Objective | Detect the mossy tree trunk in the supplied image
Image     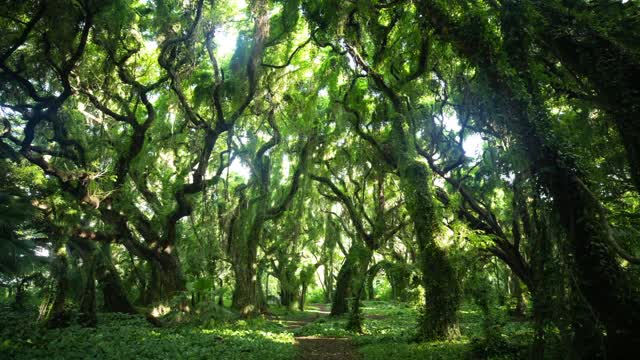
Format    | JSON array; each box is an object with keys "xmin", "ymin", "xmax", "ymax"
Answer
[
  {"xmin": 419, "ymin": 0, "xmax": 640, "ymax": 354},
  {"xmin": 275, "ymin": 257, "xmax": 299, "ymax": 310},
  {"xmin": 388, "ymin": 262, "xmax": 411, "ymax": 302},
  {"xmin": 509, "ymin": 274, "xmax": 525, "ymax": 317},
  {"xmin": 278, "ymin": 275, "xmax": 297, "ymax": 309},
  {"xmin": 323, "ymin": 260, "xmax": 334, "ymax": 304},
  {"xmin": 399, "ymin": 160, "xmax": 460, "ymax": 340},
  {"xmin": 227, "ymin": 134, "xmax": 310, "ymax": 316},
  {"xmin": 256, "ymin": 263, "xmax": 269, "ymax": 313},
  {"xmin": 298, "ymin": 282, "xmax": 308, "ymax": 311},
  {"xmin": 44, "ymin": 245, "xmax": 70, "ymax": 329},
  {"xmin": 322, "ymin": 214, "xmax": 337, "ymax": 303},
  {"xmin": 346, "ymin": 245, "xmax": 373, "ymax": 333},
  {"xmin": 338, "ymin": 39, "xmax": 461, "ymax": 340},
  {"xmin": 100, "ymin": 210, "xmax": 186, "ymax": 305},
  {"xmin": 229, "ymin": 207, "xmax": 262, "ymax": 316},
  {"xmin": 386, "ymin": 114, "xmax": 460, "ymax": 340}
]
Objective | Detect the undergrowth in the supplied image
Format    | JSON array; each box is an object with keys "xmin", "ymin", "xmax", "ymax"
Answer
[
  {"xmin": 1, "ymin": 300, "xmax": 558, "ymax": 360},
  {"xmin": 0, "ymin": 305, "xmax": 296, "ymax": 360}
]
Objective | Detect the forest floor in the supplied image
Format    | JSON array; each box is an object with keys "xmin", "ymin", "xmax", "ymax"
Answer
[
  {"xmin": 0, "ymin": 300, "xmax": 556, "ymax": 359},
  {"xmin": 283, "ymin": 303, "xmax": 360, "ymax": 360}
]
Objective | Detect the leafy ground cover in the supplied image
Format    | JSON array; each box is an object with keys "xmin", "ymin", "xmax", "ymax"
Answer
[
  {"xmin": 1, "ymin": 301, "xmax": 553, "ymax": 359},
  {"xmin": 295, "ymin": 301, "xmax": 542, "ymax": 360},
  {"xmin": 0, "ymin": 306, "xmax": 296, "ymax": 360}
]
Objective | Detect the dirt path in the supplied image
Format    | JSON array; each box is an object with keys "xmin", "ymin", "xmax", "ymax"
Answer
[
  {"xmin": 295, "ymin": 336, "xmax": 360, "ymax": 360},
  {"xmin": 313, "ymin": 303, "xmax": 331, "ymax": 315},
  {"xmin": 286, "ymin": 303, "xmax": 361, "ymax": 360}
]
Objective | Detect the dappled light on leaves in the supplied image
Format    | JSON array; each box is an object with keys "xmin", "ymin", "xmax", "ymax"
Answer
[{"xmin": 2, "ymin": 0, "xmax": 640, "ymax": 359}]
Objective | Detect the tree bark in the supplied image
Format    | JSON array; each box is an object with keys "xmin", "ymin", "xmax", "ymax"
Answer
[
  {"xmin": 44, "ymin": 245, "xmax": 70, "ymax": 329},
  {"xmin": 277, "ymin": 265, "xmax": 298, "ymax": 310},
  {"xmin": 509, "ymin": 274, "xmax": 525, "ymax": 317},
  {"xmin": 365, "ymin": 273, "xmax": 375, "ymax": 301},
  {"xmin": 257, "ymin": 264, "xmax": 269, "ymax": 313},
  {"xmin": 96, "ymin": 244, "xmax": 137, "ymax": 314},
  {"xmin": 402, "ymin": 161, "xmax": 460, "ymax": 340},
  {"xmin": 142, "ymin": 249, "xmax": 186, "ymax": 305},
  {"xmin": 228, "ymin": 194, "xmax": 263, "ymax": 316},
  {"xmin": 231, "ymin": 251, "xmax": 259, "ymax": 316},
  {"xmin": 346, "ymin": 246, "xmax": 372, "ymax": 333},
  {"xmin": 79, "ymin": 258, "xmax": 97, "ymax": 327},
  {"xmin": 323, "ymin": 262, "xmax": 334, "ymax": 304},
  {"xmin": 419, "ymin": 2, "xmax": 640, "ymax": 355},
  {"xmin": 331, "ymin": 250, "xmax": 354, "ymax": 316}
]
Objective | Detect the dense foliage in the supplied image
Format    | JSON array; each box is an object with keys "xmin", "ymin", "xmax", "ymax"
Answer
[{"xmin": 1, "ymin": 0, "xmax": 639, "ymax": 359}]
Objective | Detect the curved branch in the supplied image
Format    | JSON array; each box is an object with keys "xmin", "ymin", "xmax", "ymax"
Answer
[
  {"xmin": 265, "ymin": 139, "xmax": 312, "ymax": 219},
  {"xmin": 0, "ymin": 2, "xmax": 46, "ymax": 64},
  {"xmin": 310, "ymin": 173, "xmax": 373, "ymax": 246},
  {"xmin": 261, "ymin": 37, "xmax": 312, "ymax": 69}
]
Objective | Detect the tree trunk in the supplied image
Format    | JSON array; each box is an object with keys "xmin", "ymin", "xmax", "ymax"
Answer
[
  {"xmin": 388, "ymin": 264, "xmax": 410, "ymax": 302},
  {"xmin": 97, "ymin": 244, "xmax": 136, "ymax": 314},
  {"xmin": 231, "ymin": 254, "xmax": 259, "ymax": 316},
  {"xmin": 399, "ymin": 158, "xmax": 460, "ymax": 340},
  {"xmin": 229, "ymin": 218, "xmax": 263, "ymax": 316},
  {"xmin": 358, "ymin": 68, "xmax": 461, "ymax": 339},
  {"xmin": 570, "ymin": 291, "xmax": 606, "ymax": 360},
  {"xmin": 419, "ymin": 1, "xmax": 640, "ymax": 353},
  {"xmin": 365, "ymin": 274, "xmax": 375, "ymax": 301},
  {"xmin": 257, "ymin": 265, "xmax": 269, "ymax": 313},
  {"xmin": 277, "ymin": 266, "xmax": 297, "ymax": 310},
  {"xmin": 364, "ymin": 262, "xmax": 382, "ymax": 301},
  {"xmin": 331, "ymin": 251, "xmax": 354, "ymax": 316},
  {"xmin": 217, "ymin": 278, "xmax": 224, "ymax": 306},
  {"xmin": 298, "ymin": 282, "xmax": 308, "ymax": 311},
  {"xmin": 323, "ymin": 214, "xmax": 337, "ymax": 303},
  {"xmin": 509, "ymin": 274, "xmax": 525, "ymax": 317},
  {"xmin": 14, "ymin": 282, "xmax": 26, "ymax": 310},
  {"xmin": 69, "ymin": 231, "xmax": 98, "ymax": 327},
  {"xmin": 347, "ymin": 246, "xmax": 372, "ymax": 333},
  {"xmin": 347, "ymin": 284, "xmax": 365, "ymax": 333},
  {"xmin": 324, "ymin": 262, "xmax": 334, "ymax": 303},
  {"xmin": 79, "ymin": 257, "xmax": 97, "ymax": 327},
  {"xmin": 45, "ymin": 245, "xmax": 70, "ymax": 329},
  {"xmin": 228, "ymin": 193, "xmax": 265, "ymax": 316},
  {"xmin": 143, "ymin": 249, "xmax": 186, "ymax": 305}
]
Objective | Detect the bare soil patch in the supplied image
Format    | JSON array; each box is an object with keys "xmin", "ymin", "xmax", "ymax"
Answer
[{"xmin": 279, "ymin": 303, "xmax": 360, "ymax": 360}]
